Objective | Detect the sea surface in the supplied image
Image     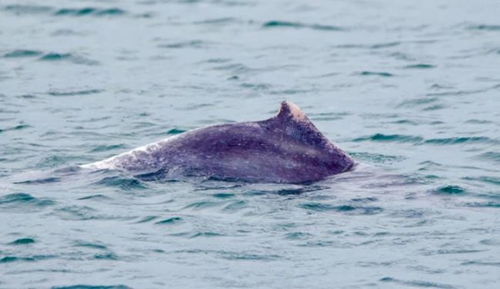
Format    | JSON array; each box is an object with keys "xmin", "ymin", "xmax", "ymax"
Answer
[{"xmin": 1, "ymin": 0, "xmax": 499, "ymax": 288}]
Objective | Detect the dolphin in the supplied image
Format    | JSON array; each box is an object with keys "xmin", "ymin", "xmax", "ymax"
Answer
[{"xmin": 81, "ymin": 101, "xmax": 355, "ymax": 183}]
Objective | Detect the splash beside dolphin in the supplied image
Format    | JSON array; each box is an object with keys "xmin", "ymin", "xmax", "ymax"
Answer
[{"xmin": 82, "ymin": 101, "xmax": 355, "ymax": 183}]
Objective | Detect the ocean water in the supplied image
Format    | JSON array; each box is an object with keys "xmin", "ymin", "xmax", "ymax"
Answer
[{"xmin": 1, "ymin": 0, "xmax": 499, "ymax": 288}]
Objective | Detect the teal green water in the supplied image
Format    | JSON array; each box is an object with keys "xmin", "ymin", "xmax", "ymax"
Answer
[{"xmin": 1, "ymin": 0, "xmax": 499, "ymax": 288}]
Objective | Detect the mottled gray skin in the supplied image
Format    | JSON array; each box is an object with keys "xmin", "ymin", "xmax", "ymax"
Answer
[{"xmin": 83, "ymin": 101, "xmax": 355, "ymax": 183}]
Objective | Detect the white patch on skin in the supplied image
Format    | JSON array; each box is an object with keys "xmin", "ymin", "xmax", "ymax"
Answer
[
  {"xmin": 285, "ymin": 101, "xmax": 307, "ymax": 121},
  {"xmin": 80, "ymin": 133, "xmax": 184, "ymax": 170}
]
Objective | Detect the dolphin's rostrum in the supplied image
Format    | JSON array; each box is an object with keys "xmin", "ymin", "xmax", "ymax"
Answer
[{"xmin": 82, "ymin": 101, "xmax": 355, "ymax": 183}]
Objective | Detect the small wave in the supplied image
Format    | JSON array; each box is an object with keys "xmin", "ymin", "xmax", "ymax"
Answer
[
  {"xmin": 14, "ymin": 177, "xmax": 60, "ymax": 184},
  {"xmin": 212, "ymin": 63, "xmax": 250, "ymax": 73},
  {"xmin": 275, "ymin": 187, "xmax": 322, "ymax": 195},
  {"xmin": 461, "ymin": 260, "xmax": 500, "ymax": 266},
  {"xmin": 94, "ymin": 252, "xmax": 118, "ymax": 260},
  {"xmin": 426, "ymin": 87, "xmax": 488, "ymax": 97},
  {"xmin": 3, "ymin": 50, "xmax": 43, "ymax": 58},
  {"xmin": 262, "ymin": 20, "xmax": 343, "ymax": 31},
  {"xmin": 404, "ymin": 64, "xmax": 435, "ymax": 69},
  {"xmin": 0, "ymin": 193, "xmax": 55, "ymax": 208},
  {"xmin": 476, "ymin": 152, "xmax": 500, "ymax": 164},
  {"xmin": 369, "ymin": 41, "xmax": 400, "ymax": 49},
  {"xmin": 167, "ymin": 128, "xmax": 186, "ymax": 135},
  {"xmin": 0, "ymin": 123, "xmax": 31, "ymax": 134},
  {"xmin": 0, "ymin": 254, "xmax": 55, "ymax": 263},
  {"xmin": 17, "ymin": 94, "xmax": 37, "ymax": 99},
  {"xmin": 397, "ymin": 97, "xmax": 439, "ymax": 108},
  {"xmin": 465, "ymin": 119, "xmax": 492, "ymax": 124},
  {"xmin": 335, "ymin": 42, "xmax": 400, "ymax": 50},
  {"xmin": 189, "ymin": 232, "xmax": 224, "ymax": 238},
  {"xmin": 244, "ymin": 185, "xmax": 327, "ymax": 196},
  {"xmin": 464, "ymin": 201, "xmax": 500, "ymax": 208},
  {"xmin": 38, "ymin": 53, "xmax": 99, "ymax": 65},
  {"xmin": 390, "ymin": 209, "xmax": 428, "ymax": 218},
  {"xmin": 349, "ymin": 152, "xmax": 405, "ymax": 164},
  {"xmin": 212, "ymin": 193, "xmax": 235, "ymax": 199},
  {"xmin": 36, "ymin": 155, "xmax": 83, "ymax": 168},
  {"xmin": 353, "ymin": 134, "xmax": 496, "ymax": 145},
  {"xmin": 353, "ymin": 134, "xmax": 423, "ymax": 143},
  {"xmin": 222, "ymin": 200, "xmax": 247, "ymax": 211},
  {"xmin": 90, "ymin": 144, "xmax": 126, "ymax": 153},
  {"xmin": 359, "ymin": 71, "xmax": 393, "ymax": 77},
  {"xmin": 423, "ymin": 104, "xmax": 445, "ymax": 111},
  {"xmin": 468, "ymin": 24, "xmax": 500, "ymax": 31},
  {"xmin": 285, "ymin": 232, "xmax": 312, "ymax": 240},
  {"xmin": 39, "ymin": 53, "xmax": 72, "ymax": 61},
  {"xmin": 54, "ymin": 205, "xmax": 99, "ymax": 220},
  {"xmin": 433, "ymin": 185, "xmax": 467, "ymax": 195},
  {"xmin": 75, "ymin": 242, "xmax": 108, "ymax": 250},
  {"xmin": 423, "ymin": 249, "xmax": 486, "ymax": 256},
  {"xmin": 9, "ymin": 238, "xmax": 35, "ymax": 245},
  {"xmin": 54, "ymin": 8, "xmax": 126, "ymax": 17},
  {"xmin": 299, "ymin": 202, "xmax": 383, "ymax": 215},
  {"xmin": 240, "ymin": 82, "xmax": 271, "ymax": 91},
  {"xmin": 48, "ymin": 89, "xmax": 104, "ymax": 97},
  {"xmin": 193, "ymin": 17, "xmax": 238, "ymax": 25},
  {"xmin": 158, "ymin": 40, "xmax": 207, "ymax": 49},
  {"xmin": 463, "ymin": 176, "xmax": 500, "ymax": 186},
  {"xmin": 424, "ymin": 136, "xmax": 496, "ymax": 145},
  {"xmin": 155, "ymin": 216, "xmax": 183, "ymax": 225},
  {"xmin": 351, "ymin": 197, "xmax": 378, "ymax": 203},
  {"xmin": 219, "ymin": 251, "xmax": 280, "ymax": 261},
  {"xmin": 183, "ymin": 200, "xmax": 220, "ymax": 210},
  {"xmin": 96, "ymin": 176, "xmax": 148, "ymax": 190},
  {"xmin": 309, "ymin": 111, "xmax": 349, "ymax": 121},
  {"xmin": 3, "ymin": 4, "xmax": 52, "ymax": 15},
  {"xmin": 136, "ymin": 215, "xmax": 158, "ymax": 223},
  {"xmin": 380, "ymin": 277, "xmax": 455, "ymax": 289},
  {"xmin": 52, "ymin": 285, "xmax": 132, "ymax": 289}
]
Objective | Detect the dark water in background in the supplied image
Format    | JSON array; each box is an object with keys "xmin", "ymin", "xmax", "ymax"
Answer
[{"xmin": 1, "ymin": 0, "xmax": 500, "ymax": 288}]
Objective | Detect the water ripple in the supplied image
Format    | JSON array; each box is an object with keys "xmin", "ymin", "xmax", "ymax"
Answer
[
  {"xmin": 48, "ymin": 89, "xmax": 104, "ymax": 97},
  {"xmin": 0, "ymin": 254, "xmax": 55, "ymax": 263},
  {"xmin": 468, "ymin": 24, "xmax": 500, "ymax": 31},
  {"xmin": 89, "ymin": 144, "xmax": 126, "ymax": 153},
  {"xmin": 96, "ymin": 176, "xmax": 148, "ymax": 191},
  {"xmin": 404, "ymin": 64, "xmax": 436, "ymax": 69},
  {"xmin": 461, "ymin": 260, "xmax": 500, "ymax": 266},
  {"xmin": 349, "ymin": 152, "xmax": 405, "ymax": 164},
  {"xmin": 353, "ymin": 134, "xmax": 497, "ymax": 145},
  {"xmin": 262, "ymin": 20, "xmax": 343, "ymax": 31},
  {"xmin": 359, "ymin": 71, "xmax": 393, "ymax": 77},
  {"xmin": 380, "ymin": 277, "xmax": 456, "ymax": 289},
  {"xmin": 54, "ymin": 8, "xmax": 126, "ymax": 17},
  {"xmin": 9, "ymin": 238, "xmax": 35, "ymax": 245},
  {"xmin": 476, "ymin": 152, "xmax": 500, "ymax": 164},
  {"xmin": 433, "ymin": 185, "xmax": 467, "ymax": 195},
  {"xmin": 39, "ymin": 53, "xmax": 99, "ymax": 65},
  {"xmin": 0, "ymin": 193, "xmax": 55, "ymax": 208},
  {"xmin": 3, "ymin": 50, "xmax": 43, "ymax": 58},
  {"xmin": 3, "ymin": 4, "xmax": 127, "ymax": 17},
  {"xmin": 155, "ymin": 216, "xmax": 183, "ymax": 225},
  {"xmin": 299, "ymin": 202, "xmax": 383, "ymax": 215},
  {"xmin": 354, "ymin": 134, "xmax": 423, "ymax": 143},
  {"xmin": 424, "ymin": 137, "xmax": 497, "ymax": 145},
  {"xmin": 52, "ymin": 286, "xmax": 132, "ymax": 289},
  {"xmin": 158, "ymin": 40, "xmax": 208, "ymax": 49},
  {"xmin": 3, "ymin": 4, "xmax": 52, "ymax": 15},
  {"xmin": 335, "ymin": 42, "xmax": 400, "ymax": 49}
]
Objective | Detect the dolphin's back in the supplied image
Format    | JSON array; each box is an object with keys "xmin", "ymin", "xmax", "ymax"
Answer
[{"xmin": 82, "ymin": 102, "xmax": 354, "ymax": 183}]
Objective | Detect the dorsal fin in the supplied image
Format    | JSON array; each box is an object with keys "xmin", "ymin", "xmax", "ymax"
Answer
[
  {"xmin": 276, "ymin": 101, "xmax": 308, "ymax": 122},
  {"xmin": 271, "ymin": 101, "xmax": 331, "ymax": 148}
]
